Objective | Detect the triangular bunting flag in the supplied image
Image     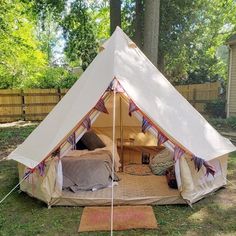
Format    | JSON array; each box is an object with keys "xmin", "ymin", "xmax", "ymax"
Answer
[
  {"xmin": 191, "ymin": 155, "xmax": 216, "ymax": 177},
  {"xmin": 142, "ymin": 116, "xmax": 152, "ymax": 133},
  {"xmin": 37, "ymin": 161, "xmax": 46, "ymax": 176},
  {"xmin": 23, "ymin": 168, "xmax": 33, "ymax": 179},
  {"xmin": 173, "ymin": 146, "xmax": 185, "ymax": 161},
  {"xmin": 67, "ymin": 132, "xmax": 76, "ymax": 150},
  {"xmin": 106, "ymin": 80, "xmax": 125, "ymax": 93},
  {"xmin": 82, "ymin": 116, "xmax": 91, "ymax": 130},
  {"xmin": 115, "ymin": 82, "xmax": 125, "ymax": 93},
  {"xmin": 129, "ymin": 100, "xmax": 138, "ymax": 116},
  {"xmin": 157, "ymin": 132, "xmax": 168, "ymax": 146},
  {"xmin": 52, "ymin": 148, "xmax": 60, "ymax": 158},
  {"xmin": 95, "ymin": 98, "xmax": 109, "ymax": 114}
]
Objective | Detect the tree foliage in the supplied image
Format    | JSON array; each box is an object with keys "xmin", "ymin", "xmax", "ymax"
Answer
[
  {"xmin": 0, "ymin": 0, "xmax": 47, "ymax": 88},
  {"xmin": 62, "ymin": 0, "xmax": 98, "ymax": 70},
  {"xmin": 158, "ymin": 0, "xmax": 236, "ymax": 84},
  {"xmin": 1, "ymin": 0, "xmax": 236, "ymax": 89}
]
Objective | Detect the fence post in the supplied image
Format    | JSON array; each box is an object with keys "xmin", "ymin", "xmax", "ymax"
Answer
[
  {"xmin": 193, "ymin": 88, "xmax": 197, "ymax": 108},
  {"xmin": 58, "ymin": 88, "xmax": 62, "ymax": 101},
  {"xmin": 21, "ymin": 89, "xmax": 26, "ymax": 121}
]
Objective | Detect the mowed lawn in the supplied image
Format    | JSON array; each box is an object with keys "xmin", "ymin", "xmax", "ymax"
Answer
[{"xmin": 0, "ymin": 123, "xmax": 236, "ymax": 236}]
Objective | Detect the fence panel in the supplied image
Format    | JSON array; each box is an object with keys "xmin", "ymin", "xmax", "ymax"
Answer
[
  {"xmin": 23, "ymin": 89, "xmax": 60, "ymax": 121},
  {"xmin": 0, "ymin": 89, "xmax": 22, "ymax": 122},
  {"xmin": 175, "ymin": 82, "xmax": 221, "ymax": 113},
  {"xmin": 0, "ymin": 82, "xmax": 221, "ymax": 122}
]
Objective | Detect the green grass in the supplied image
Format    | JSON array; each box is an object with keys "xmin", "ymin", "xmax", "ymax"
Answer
[{"xmin": 0, "ymin": 124, "xmax": 236, "ymax": 236}]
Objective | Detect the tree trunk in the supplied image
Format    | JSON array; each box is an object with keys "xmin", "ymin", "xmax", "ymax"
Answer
[
  {"xmin": 110, "ymin": 0, "xmax": 121, "ymax": 35},
  {"xmin": 143, "ymin": 0, "xmax": 160, "ymax": 67},
  {"xmin": 134, "ymin": 0, "xmax": 144, "ymax": 49}
]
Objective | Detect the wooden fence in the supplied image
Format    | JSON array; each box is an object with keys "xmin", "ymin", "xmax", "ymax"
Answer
[
  {"xmin": 0, "ymin": 82, "xmax": 221, "ymax": 123},
  {"xmin": 175, "ymin": 82, "xmax": 221, "ymax": 113}
]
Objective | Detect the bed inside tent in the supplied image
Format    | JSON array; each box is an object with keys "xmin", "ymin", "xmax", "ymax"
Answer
[{"xmin": 17, "ymin": 91, "xmax": 229, "ymax": 207}]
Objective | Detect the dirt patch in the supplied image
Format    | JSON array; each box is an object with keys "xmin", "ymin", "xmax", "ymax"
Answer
[{"xmin": 0, "ymin": 120, "xmax": 38, "ymax": 128}]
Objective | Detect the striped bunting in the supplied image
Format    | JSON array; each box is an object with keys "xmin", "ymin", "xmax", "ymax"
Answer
[
  {"xmin": 52, "ymin": 148, "xmax": 60, "ymax": 158},
  {"xmin": 82, "ymin": 116, "xmax": 91, "ymax": 130},
  {"xmin": 37, "ymin": 161, "xmax": 46, "ymax": 176},
  {"xmin": 23, "ymin": 168, "xmax": 33, "ymax": 179},
  {"xmin": 157, "ymin": 132, "xmax": 168, "ymax": 146},
  {"xmin": 173, "ymin": 146, "xmax": 185, "ymax": 162},
  {"xmin": 95, "ymin": 98, "xmax": 109, "ymax": 114},
  {"xmin": 129, "ymin": 100, "xmax": 138, "ymax": 116},
  {"xmin": 192, "ymin": 155, "xmax": 216, "ymax": 176},
  {"xmin": 115, "ymin": 82, "xmax": 125, "ymax": 93},
  {"xmin": 67, "ymin": 132, "xmax": 76, "ymax": 150},
  {"xmin": 142, "ymin": 117, "xmax": 152, "ymax": 133},
  {"xmin": 106, "ymin": 80, "xmax": 125, "ymax": 93}
]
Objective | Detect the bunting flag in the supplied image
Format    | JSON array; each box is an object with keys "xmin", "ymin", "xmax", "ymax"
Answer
[
  {"xmin": 115, "ymin": 82, "xmax": 125, "ymax": 93},
  {"xmin": 67, "ymin": 132, "xmax": 76, "ymax": 150},
  {"xmin": 203, "ymin": 161, "xmax": 216, "ymax": 176},
  {"xmin": 192, "ymin": 155, "xmax": 216, "ymax": 177},
  {"xmin": 142, "ymin": 116, "xmax": 152, "ymax": 133},
  {"xmin": 82, "ymin": 116, "xmax": 91, "ymax": 130},
  {"xmin": 157, "ymin": 132, "xmax": 168, "ymax": 146},
  {"xmin": 128, "ymin": 100, "xmax": 138, "ymax": 116},
  {"xmin": 37, "ymin": 161, "xmax": 46, "ymax": 176},
  {"xmin": 95, "ymin": 98, "xmax": 109, "ymax": 114},
  {"xmin": 23, "ymin": 168, "xmax": 34, "ymax": 184},
  {"xmin": 173, "ymin": 146, "xmax": 185, "ymax": 162},
  {"xmin": 23, "ymin": 168, "xmax": 33, "ymax": 179},
  {"xmin": 106, "ymin": 80, "xmax": 125, "ymax": 93},
  {"xmin": 52, "ymin": 148, "xmax": 60, "ymax": 158}
]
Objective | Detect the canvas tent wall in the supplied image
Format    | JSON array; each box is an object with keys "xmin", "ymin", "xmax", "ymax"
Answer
[{"xmin": 7, "ymin": 27, "xmax": 236, "ymax": 206}]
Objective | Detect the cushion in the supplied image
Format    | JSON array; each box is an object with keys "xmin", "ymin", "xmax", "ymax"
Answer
[
  {"xmin": 76, "ymin": 139, "xmax": 87, "ymax": 150},
  {"xmin": 149, "ymin": 148, "xmax": 174, "ymax": 175},
  {"xmin": 80, "ymin": 131, "xmax": 105, "ymax": 151}
]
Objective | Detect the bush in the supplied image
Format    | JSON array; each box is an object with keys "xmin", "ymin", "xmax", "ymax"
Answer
[
  {"xmin": 208, "ymin": 117, "xmax": 236, "ymax": 131},
  {"xmin": 227, "ymin": 116, "xmax": 236, "ymax": 130},
  {"xmin": 204, "ymin": 99, "xmax": 226, "ymax": 118},
  {"xmin": 22, "ymin": 67, "xmax": 79, "ymax": 89}
]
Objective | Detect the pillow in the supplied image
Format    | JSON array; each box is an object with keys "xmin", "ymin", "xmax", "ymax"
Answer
[
  {"xmin": 80, "ymin": 130, "xmax": 106, "ymax": 151},
  {"xmin": 149, "ymin": 148, "xmax": 174, "ymax": 175},
  {"xmin": 151, "ymin": 148, "xmax": 173, "ymax": 164},
  {"xmin": 76, "ymin": 139, "xmax": 87, "ymax": 150}
]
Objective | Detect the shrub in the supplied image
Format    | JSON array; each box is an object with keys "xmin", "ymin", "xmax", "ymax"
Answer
[
  {"xmin": 204, "ymin": 99, "xmax": 226, "ymax": 118},
  {"xmin": 22, "ymin": 67, "xmax": 79, "ymax": 89},
  {"xmin": 227, "ymin": 116, "xmax": 236, "ymax": 129},
  {"xmin": 208, "ymin": 117, "xmax": 236, "ymax": 131}
]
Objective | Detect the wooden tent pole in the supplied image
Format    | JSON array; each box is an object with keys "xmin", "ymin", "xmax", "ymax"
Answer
[{"xmin": 120, "ymin": 95, "xmax": 124, "ymax": 171}]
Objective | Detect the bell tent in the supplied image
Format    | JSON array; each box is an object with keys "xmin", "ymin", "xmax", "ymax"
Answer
[{"xmin": 7, "ymin": 27, "xmax": 236, "ymax": 207}]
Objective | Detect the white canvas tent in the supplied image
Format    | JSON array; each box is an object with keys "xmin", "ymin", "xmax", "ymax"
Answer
[{"xmin": 7, "ymin": 27, "xmax": 236, "ymax": 206}]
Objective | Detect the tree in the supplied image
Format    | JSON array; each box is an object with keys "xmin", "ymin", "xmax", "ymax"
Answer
[
  {"xmin": 158, "ymin": 0, "xmax": 236, "ymax": 84},
  {"xmin": 110, "ymin": 0, "xmax": 121, "ymax": 35},
  {"xmin": 134, "ymin": 0, "xmax": 144, "ymax": 48},
  {"xmin": 62, "ymin": 0, "xmax": 98, "ymax": 71},
  {"xmin": 143, "ymin": 0, "xmax": 160, "ymax": 67},
  {"xmin": 0, "ymin": 0, "xmax": 47, "ymax": 88}
]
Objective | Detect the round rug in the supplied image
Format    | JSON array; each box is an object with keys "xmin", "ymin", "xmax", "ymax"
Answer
[{"xmin": 124, "ymin": 164, "xmax": 153, "ymax": 176}]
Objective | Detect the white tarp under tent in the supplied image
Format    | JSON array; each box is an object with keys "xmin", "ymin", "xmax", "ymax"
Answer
[{"xmin": 6, "ymin": 27, "xmax": 236, "ymax": 207}]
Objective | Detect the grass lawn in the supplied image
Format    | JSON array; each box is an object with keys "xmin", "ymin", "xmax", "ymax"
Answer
[{"xmin": 0, "ymin": 122, "xmax": 236, "ymax": 236}]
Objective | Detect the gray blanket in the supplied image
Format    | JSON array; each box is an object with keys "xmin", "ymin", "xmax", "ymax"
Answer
[{"xmin": 62, "ymin": 150, "xmax": 119, "ymax": 192}]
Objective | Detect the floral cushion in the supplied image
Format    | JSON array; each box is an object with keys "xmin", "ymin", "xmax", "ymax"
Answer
[{"xmin": 149, "ymin": 148, "xmax": 174, "ymax": 175}]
